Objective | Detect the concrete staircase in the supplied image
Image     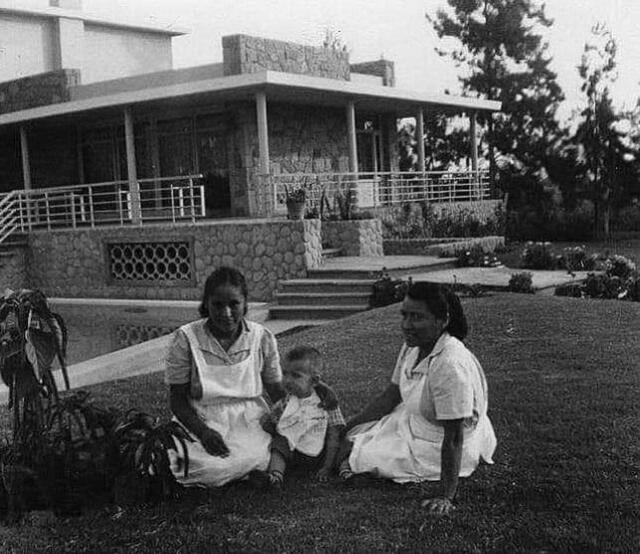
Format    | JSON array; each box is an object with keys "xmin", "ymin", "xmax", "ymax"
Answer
[{"xmin": 268, "ymin": 251, "xmax": 457, "ymax": 320}]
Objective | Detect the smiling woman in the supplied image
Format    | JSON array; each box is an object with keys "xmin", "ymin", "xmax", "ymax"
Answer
[{"xmin": 338, "ymin": 282, "xmax": 497, "ymax": 516}]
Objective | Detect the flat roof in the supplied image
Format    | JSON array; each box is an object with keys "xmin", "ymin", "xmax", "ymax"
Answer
[
  {"xmin": 0, "ymin": 4, "xmax": 188, "ymax": 36},
  {"xmin": 0, "ymin": 70, "xmax": 501, "ymax": 127}
]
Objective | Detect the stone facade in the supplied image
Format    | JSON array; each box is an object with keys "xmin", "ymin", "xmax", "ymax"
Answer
[
  {"xmin": 350, "ymin": 60, "xmax": 395, "ymax": 87},
  {"xmin": 0, "ymin": 69, "xmax": 81, "ymax": 114},
  {"xmin": 322, "ymin": 219, "xmax": 383, "ymax": 257},
  {"xmin": 27, "ymin": 220, "xmax": 322, "ymax": 302},
  {"xmin": 222, "ymin": 35, "xmax": 350, "ymax": 80},
  {"xmin": 0, "ymin": 249, "xmax": 29, "ymax": 291}
]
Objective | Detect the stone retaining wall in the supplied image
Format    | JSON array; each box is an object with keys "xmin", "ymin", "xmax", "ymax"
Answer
[
  {"xmin": 384, "ymin": 236, "xmax": 505, "ymax": 256},
  {"xmin": 322, "ymin": 219, "xmax": 383, "ymax": 257},
  {"xmin": 28, "ymin": 220, "xmax": 322, "ymax": 302},
  {"xmin": 0, "ymin": 250, "xmax": 29, "ymax": 291},
  {"xmin": 222, "ymin": 35, "xmax": 350, "ymax": 80}
]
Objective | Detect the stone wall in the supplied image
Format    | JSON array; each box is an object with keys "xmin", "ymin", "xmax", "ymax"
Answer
[
  {"xmin": 222, "ymin": 35, "xmax": 350, "ymax": 80},
  {"xmin": 350, "ymin": 60, "xmax": 395, "ymax": 87},
  {"xmin": 28, "ymin": 220, "xmax": 322, "ymax": 302},
  {"xmin": 0, "ymin": 249, "xmax": 29, "ymax": 291},
  {"xmin": 322, "ymin": 219, "xmax": 383, "ymax": 257},
  {"xmin": 0, "ymin": 69, "xmax": 81, "ymax": 114}
]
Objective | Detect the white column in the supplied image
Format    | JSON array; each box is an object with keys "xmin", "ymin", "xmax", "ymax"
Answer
[
  {"xmin": 416, "ymin": 108, "xmax": 426, "ymax": 174},
  {"xmin": 470, "ymin": 111, "xmax": 478, "ymax": 171},
  {"xmin": 346, "ymin": 100, "xmax": 358, "ymax": 173},
  {"xmin": 19, "ymin": 126, "xmax": 31, "ymax": 190},
  {"xmin": 255, "ymin": 91, "xmax": 270, "ymax": 175},
  {"xmin": 124, "ymin": 107, "xmax": 142, "ymax": 224}
]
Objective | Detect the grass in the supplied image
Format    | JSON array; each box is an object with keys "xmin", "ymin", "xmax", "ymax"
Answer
[{"xmin": 2, "ymin": 293, "xmax": 640, "ymax": 552}]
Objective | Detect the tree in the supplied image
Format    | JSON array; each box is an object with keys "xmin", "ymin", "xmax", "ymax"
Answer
[
  {"xmin": 427, "ymin": 0, "xmax": 565, "ymax": 181},
  {"xmin": 574, "ymin": 23, "xmax": 639, "ymax": 238}
]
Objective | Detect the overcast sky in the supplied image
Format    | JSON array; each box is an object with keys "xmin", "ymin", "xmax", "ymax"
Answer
[{"xmin": 76, "ymin": 1, "xmax": 640, "ymax": 121}]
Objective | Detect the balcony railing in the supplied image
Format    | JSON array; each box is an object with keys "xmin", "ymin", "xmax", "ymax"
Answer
[
  {"xmin": 5, "ymin": 175, "xmax": 204, "ymax": 233},
  {"xmin": 271, "ymin": 170, "xmax": 491, "ymax": 216}
]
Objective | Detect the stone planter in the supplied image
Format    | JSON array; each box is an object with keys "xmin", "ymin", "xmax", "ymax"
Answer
[{"xmin": 321, "ymin": 219, "xmax": 383, "ymax": 257}]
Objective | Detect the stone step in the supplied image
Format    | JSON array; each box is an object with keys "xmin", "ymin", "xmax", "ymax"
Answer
[
  {"xmin": 307, "ymin": 258, "xmax": 458, "ymax": 280},
  {"xmin": 274, "ymin": 291, "xmax": 371, "ymax": 306},
  {"xmin": 279, "ymin": 278, "xmax": 375, "ymax": 294},
  {"xmin": 269, "ymin": 304, "xmax": 368, "ymax": 320}
]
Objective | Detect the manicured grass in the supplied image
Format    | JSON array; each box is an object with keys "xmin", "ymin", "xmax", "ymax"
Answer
[{"xmin": 2, "ymin": 293, "xmax": 640, "ymax": 552}]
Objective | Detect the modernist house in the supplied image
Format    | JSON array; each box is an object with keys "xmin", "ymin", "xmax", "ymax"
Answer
[{"xmin": 0, "ymin": 1, "xmax": 501, "ymax": 302}]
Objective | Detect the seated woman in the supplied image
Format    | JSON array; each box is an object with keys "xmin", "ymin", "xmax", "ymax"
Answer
[
  {"xmin": 166, "ymin": 266, "xmax": 284, "ymax": 487},
  {"xmin": 338, "ymin": 282, "xmax": 497, "ymax": 515}
]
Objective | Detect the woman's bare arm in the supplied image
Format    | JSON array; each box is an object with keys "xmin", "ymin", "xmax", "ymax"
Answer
[
  {"xmin": 344, "ymin": 383, "xmax": 402, "ymax": 433},
  {"xmin": 169, "ymin": 384, "xmax": 229, "ymax": 456}
]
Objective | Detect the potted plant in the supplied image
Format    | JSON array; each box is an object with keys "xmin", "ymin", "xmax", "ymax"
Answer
[{"xmin": 284, "ymin": 186, "xmax": 306, "ymax": 220}]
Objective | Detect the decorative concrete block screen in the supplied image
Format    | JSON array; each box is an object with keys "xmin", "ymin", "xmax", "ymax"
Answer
[
  {"xmin": 107, "ymin": 241, "xmax": 193, "ymax": 283},
  {"xmin": 116, "ymin": 323, "xmax": 179, "ymax": 348}
]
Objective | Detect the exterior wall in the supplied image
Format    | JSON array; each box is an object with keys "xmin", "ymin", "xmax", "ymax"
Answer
[
  {"xmin": 222, "ymin": 35, "xmax": 350, "ymax": 80},
  {"xmin": 322, "ymin": 219, "xmax": 383, "ymax": 257},
  {"xmin": 0, "ymin": 250, "xmax": 29, "ymax": 291},
  {"xmin": 81, "ymin": 24, "xmax": 173, "ymax": 84},
  {"xmin": 0, "ymin": 13, "xmax": 57, "ymax": 83},
  {"xmin": 350, "ymin": 60, "xmax": 395, "ymax": 87},
  {"xmin": 0, "ymin": 69, "xmax": 80, "ymax": 114},
  {"xmin": 27, "ymin": 219, "xmax": 322, "ymax": 302}
]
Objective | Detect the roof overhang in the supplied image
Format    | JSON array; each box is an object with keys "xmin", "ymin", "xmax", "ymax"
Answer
[
  {"xmin": 0, "ymin": 4, "xmax": 188, "ymax": 36},
  {"xmin": 0, "ymin": 70, "xmax": 501, "ymax": 128}
]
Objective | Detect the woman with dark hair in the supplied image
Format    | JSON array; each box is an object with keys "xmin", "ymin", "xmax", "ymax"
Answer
[
  {"xmin": 165, "ymin": 266, "xmax": 284, "ymax": 487},
  {"xmin": 338, "ymin": 282, "xmax": 496, "ymax": 515}
]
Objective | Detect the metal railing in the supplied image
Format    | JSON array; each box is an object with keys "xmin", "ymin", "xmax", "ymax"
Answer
[
  {"xmin": 271, "ymin": 170, "xmax": 491, "ymax": 216},
  {"xmin": 1, "ymin": 175, "xmax": 204, "ymax": 238}
]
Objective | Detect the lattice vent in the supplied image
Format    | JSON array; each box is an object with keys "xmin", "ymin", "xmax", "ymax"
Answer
[
  {"xmin": 108, "ymin": 241, "xmax": 193, "ymax": 282},
  {"xmin": 115, "ymin": 323, "xmax": 178, "ymax": 348}
]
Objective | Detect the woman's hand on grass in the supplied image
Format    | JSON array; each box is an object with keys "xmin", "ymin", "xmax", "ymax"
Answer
[
  {"xmin": 201, "ymin": 428, "xmax": 230, "ymax": 457},
  {"xmin": 421, "ymin": 497, "xmax": 454, "ymax": 516},
  {"xmin": 316, "ymin": 467, "xmax": 331, "ymax": 482}
]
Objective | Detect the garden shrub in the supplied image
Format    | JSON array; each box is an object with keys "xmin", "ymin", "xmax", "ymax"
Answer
[
  {"xmin": 508, "ymin": 272, "xmax": 534, "ymax": 294},
  {"xmin": 613, "ymin": 205, "xmax": 640, "ymax": 232},
  {"xmin": 562, "ymin": 246, "xmax": 599, "ymax": 272},
  {"xmin": 521, "ymin": 242, "xmax": 562, "ymax": 270},
  {"xmin": 554, "ymin": 282, "xmax": 584, "ymax": 298},
  {"xmin": 605, "ymin": 255, "xmax": 637, "ymax": 280},
  {"xmin": 370, "ymin": 271, "xmax": 410, "ymax": 308},
  {"xmin": 583, "ymin": 273, "xmax": 627, "ymax": 300},
  {"xmin": 456, "ymin": 244, "xmax": 501, "ymax": 268}
]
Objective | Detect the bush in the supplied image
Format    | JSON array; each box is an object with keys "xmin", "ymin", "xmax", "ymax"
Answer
[
  {"xmin": 613, "ymin": 205, "xmax": 640, "ymax": 232},
  {"xmin": 370, "ymin": 271, "xmax": 410, "ymax": 308},
  {"xmin": 508, "ymin": 272, "xmax": 534, "ymax": 294},
  {"xmin": 521, "ymin": 242, "xmax": 562, "ymax": 270},
  {"xmin": 554, "ymin": 283, "xmax": 583, "ymax": 298},
  {"xmin": 583, "ymin": 273, "xmax": 627, "ymax": 300},
  {"xmin": 506, "ymin": 202, "xmax": 594, "ymax": 242},
  {"xmin": 562, "ymin": 246, "xmax": 599, "ymax": 272},
  {"xmin": 605, "ymin": 255, "xmax": 637, "ymax": 280},
  {"xmin": 456, "ymin": 244, "xmax": 501, "ymax": 268}
]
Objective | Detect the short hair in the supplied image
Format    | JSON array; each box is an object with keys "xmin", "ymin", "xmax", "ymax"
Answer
[
  {"xmin": 406, "ymin": 282, "xmax": 468, "ymax": 340},
  {"xmin": 284, "ymin": 345, "xmax": 324, "ymax": 376},
  {"xmin": 198, "ymin": 266, "xmax": 249, "ymax": 318}
]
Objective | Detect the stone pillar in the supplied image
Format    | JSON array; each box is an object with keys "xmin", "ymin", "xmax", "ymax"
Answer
[
  {"xmin": 19, "ymin": 126, "xmax": 31, "ymax": 190},
  {"xmin": 123, "ymin": 107, "xmax": 142, "ymax": 225},
  {"xmin": 346, "ymin": 100, "xmax": 358, "ymax": 174},
  {"xmin": 255, "ymin": 91, "xmax": 270, "ymax": 175},
  {"xmin": 416, "ymin": 109, "xmax": 425, "ymax": 174}
]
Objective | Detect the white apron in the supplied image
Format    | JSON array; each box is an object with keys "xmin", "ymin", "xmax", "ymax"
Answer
[
  {"xmin": 170, "ymin": 322, "xmax": 272, "ymax": 487},
  {"xmin": 276, "ymin": 392, "xmax": 328, "ymax": 457},
  {"xmin": 348, "ymin": 346, "xmax": 497, "ymax": 483}
]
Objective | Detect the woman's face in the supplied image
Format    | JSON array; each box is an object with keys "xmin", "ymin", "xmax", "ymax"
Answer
[
  {"xmin": 400, "ymin": 295, "xmax": 447, "ymax": 350},
  {"xmin": 206, "ymin": 284, "xmax": 246, "ymax": 339}
]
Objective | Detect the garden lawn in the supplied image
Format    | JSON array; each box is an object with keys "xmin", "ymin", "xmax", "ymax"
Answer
[{"xmin": 1, "ymin": 293, "xmax": 639, "ymax": 553}]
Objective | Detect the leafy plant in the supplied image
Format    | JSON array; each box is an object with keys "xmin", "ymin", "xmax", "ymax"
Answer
[
  {"xmin": 370, "ymin": 271, "xmax": 410, "ymax": 308},
  {"xmin": 521, "ymin": 242, "xmax": 562, "ymax": 270},
  {"xmin": 455, "ymin": 244, "xmax": 501, "ymax": 268},
  {"xmin": 508, "ymin": 272, "xmax": 534, "ymax": 294}
]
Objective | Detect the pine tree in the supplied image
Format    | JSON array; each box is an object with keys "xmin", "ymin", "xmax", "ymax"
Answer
[{"xmin": 427, "ymin": 0, "xmax": 565, "ymax": 180}]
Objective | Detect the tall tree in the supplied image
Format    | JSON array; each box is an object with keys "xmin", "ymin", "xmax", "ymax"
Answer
[
  {"xmin": 574, "ymin": 23, "xmax": 638, "ymax": 238},
  {"xmin": 427, "ymin": 0, "xmax": 565, "ymax": 182}
]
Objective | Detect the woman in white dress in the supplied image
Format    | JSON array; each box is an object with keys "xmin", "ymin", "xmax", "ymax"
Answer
[
  {"xmin": 166, "ymin": 267, "xmax": 284, "ymax": 487},
  {"xmin": 338, "ymin": 282, "xmax": 497, "ymax": 516}
]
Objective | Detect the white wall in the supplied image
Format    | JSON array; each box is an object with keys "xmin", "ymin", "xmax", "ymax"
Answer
[
  {"xmin": 81, "ymin": 23, "xmax": 173, "ymax": 83},
  {"xmin": 0, "ymin": 13, "xmax": 56, "ymax": 82}
]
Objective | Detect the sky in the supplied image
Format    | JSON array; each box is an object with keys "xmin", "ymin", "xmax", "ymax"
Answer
[{"xmin": 68, "ymin": 0, "xmax": 640, "ymax": 122}]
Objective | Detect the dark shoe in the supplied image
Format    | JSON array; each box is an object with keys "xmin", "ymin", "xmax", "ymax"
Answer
[{"xmin": 247, "ymin": 470, "xmax": 272, "ymax": 490}]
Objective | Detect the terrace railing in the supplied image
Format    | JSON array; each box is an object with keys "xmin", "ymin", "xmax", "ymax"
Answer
[
  {"xmin": 3, "ymin": 175, "xmax": 204, "ymax": 236},
  {"xmin": 271, "ymin": 170, "xmax": 491, "ymax": 217}
]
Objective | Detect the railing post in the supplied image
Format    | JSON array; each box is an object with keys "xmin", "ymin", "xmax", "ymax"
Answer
[
  {"xmin": 123, "ymin": 106, "xmax": 142, "ymax": 225},
  {"xmin": 70, "ymin": 193, "xmax": 76, "ymax": 229},
  {"xmin": 170, "ymin": 186, "xmax": 176, "ymax": 223},
  {"xmin": 189, "ymin": 179, "xmax": 196, "ymax": 223},
  {"xmin": 88, "ymin": 187, "xmax": 95, "ymax": 228},
  {"xmin": 45, "ymin": 192, "xmax": 51, "ymax": 230},
  {"xmin": 199, "ymin": 183, "xmax": 205, "ymax": 217}
]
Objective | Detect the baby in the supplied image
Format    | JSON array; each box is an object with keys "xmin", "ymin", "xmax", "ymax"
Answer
[{"xmin": 252, "ymin": 345, "xmax": 345, "ymax": 487}]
